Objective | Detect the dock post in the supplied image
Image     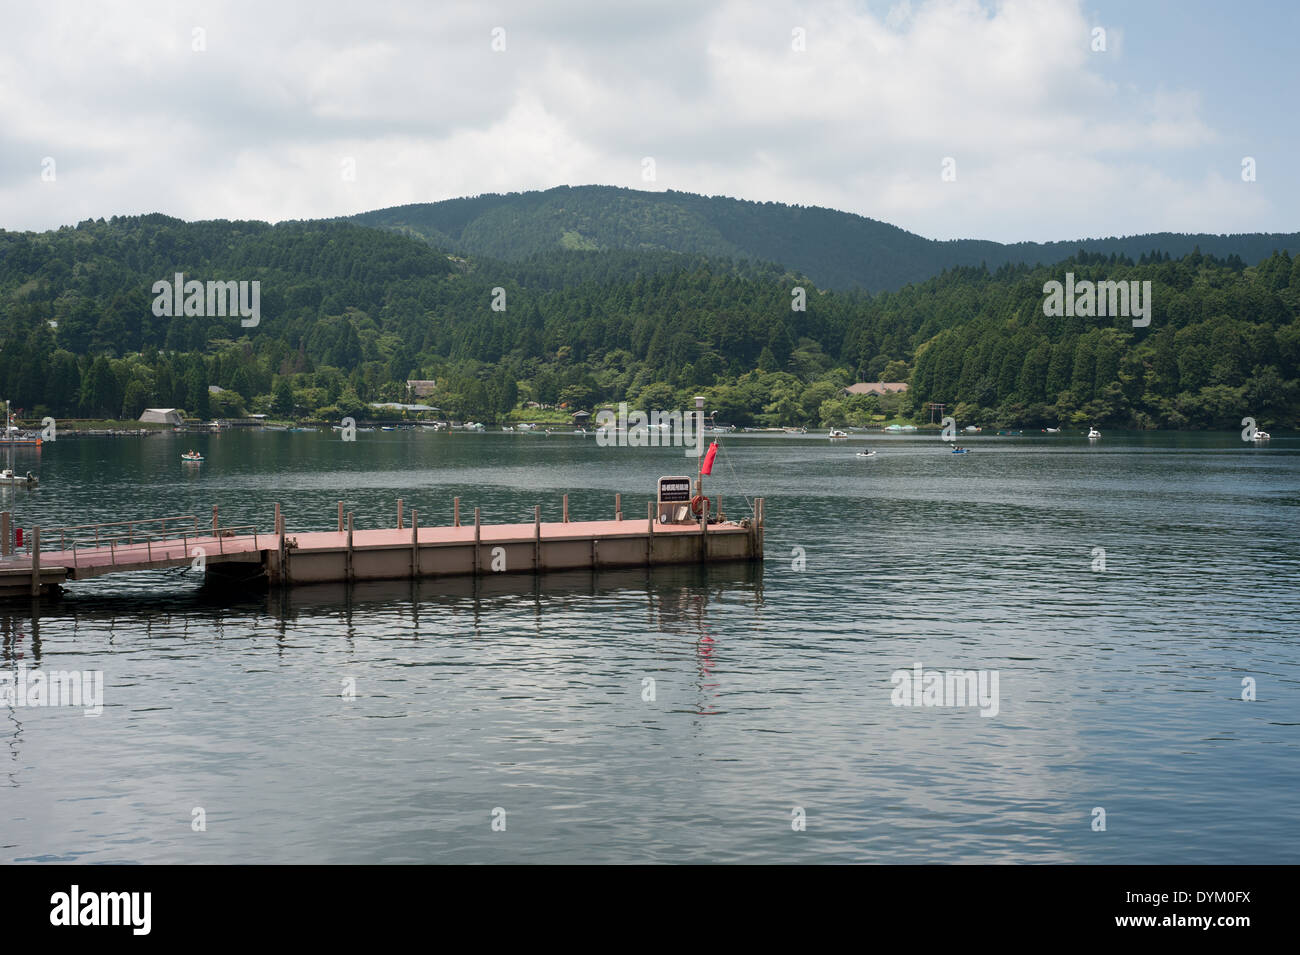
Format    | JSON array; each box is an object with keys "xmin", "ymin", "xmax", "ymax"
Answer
[
  {"xmin": 346, "ymin": 512, "xmax": 354, "ymax": 582},
  {"xmin": 337, "ymin": 501, "xmax": 344, "ymax": 533},
  {"xmin": 454, "ymin": 497, "xmax": 461, "ymax": 527},
  {"xmin": 1, "ymin": 511, "xmax": 9, "ymax": 556},
  {"xmin": 212, "ymin": 505, "xmax": 219, "ymax": 535},
  {"xmin": 277, "ymin": 503, "xmax": 287, "ymax": 586},
  {"xmin": 534, "ymin": 506, "xmax": 541, "ymax": 573},
  {"xmin": 563, "ymin": 495, "xmax": 569, "ymax": 523},
  {"xmin": 700, "ymin": 509, "xmax": 708, "ymax": 561},
  {"xmin": 30, "ymin": 527, "xmax": 40, "ymax": 596},
  {"xmin": 717, "ymin": 493, "xmax": 722, "ymax": 522},
  {"xmin": 397, "ymin": 499, "xmax": 403, "ymax": 530},
  {"xmin": 647, "ymin": 501, "xmax": 654, "ymax": 564},
  {"xmin": 473, "ymin": 507, "xmax": 480, "ymax": 574},
  {"xmin": 411, "ymin": 509, "xmax": 419, "ymax": 577},
  {"xmin": 615, "ymin": 493, "xmax": 622, "ymax": 521}
]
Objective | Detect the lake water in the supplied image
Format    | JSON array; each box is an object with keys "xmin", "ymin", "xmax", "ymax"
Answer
[{"xmin": 2, "ymin": 429, "xmax": 1297, "ymax": 863}]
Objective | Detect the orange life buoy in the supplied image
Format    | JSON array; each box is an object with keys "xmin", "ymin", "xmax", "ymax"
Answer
[{"xmin": 690, "ymin": 494, "xmax": 710, "ymax": 517}]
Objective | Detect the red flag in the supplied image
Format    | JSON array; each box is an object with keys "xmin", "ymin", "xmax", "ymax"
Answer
[{"xmin": 701, "ymin": 441, "xmax": 718, "ymax": 475}]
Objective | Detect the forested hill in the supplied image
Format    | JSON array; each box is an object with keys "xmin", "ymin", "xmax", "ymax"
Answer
[
  {"xmin": 1, "ymin": 214, "xmax": 1297, "ymax": 432},
  {"xmin": 346, "ymin": 185, "xmax": 1300, "ymax": 292}
]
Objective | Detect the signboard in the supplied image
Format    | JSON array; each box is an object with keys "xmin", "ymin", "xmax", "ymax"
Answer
[{"xmin": 657, "ymin": 475, "xmax": 693, "ymax": 523}]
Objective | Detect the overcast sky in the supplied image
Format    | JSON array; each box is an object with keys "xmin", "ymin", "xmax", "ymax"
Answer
[{"xmin": 1, "ymin": 0, "xmax": 1294, "ymax": 242}]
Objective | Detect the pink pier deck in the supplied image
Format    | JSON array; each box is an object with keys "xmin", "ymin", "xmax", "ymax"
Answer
[{"xmin": 0, "ymin": 499, "xmax": 767, "ymax": 598}]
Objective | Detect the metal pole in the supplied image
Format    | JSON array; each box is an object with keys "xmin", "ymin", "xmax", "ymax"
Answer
[
  {"xmin": 1, "ymin": 511, "xmax": 9, "ymax": 557},
  {"xmin": 397, "ymin": 498, "xmax": 403, "ymax": 530},
  {"xmin": 411, "ymin": 509, "xmax": 419, "ymax": 578},
  {"xmin": 694, "ymin": 396, "xmax": 705, "ymax": 497},
  {"xmin": 534, "ymin": 505, "xmax": 540, "ymax": 572},
  {"xmin": 346, "ymin": 511, "xmax": 354, "ymax": 582},
  {"xmin": 615, "ymin": 493, "xmax": 621, "ymax": 521},
  {"xmin": 30, "ymin": 527, "xmax": 40, "ymax": 596},
  {"xmin": 473, "ymin": 506, "xmax": 480, "ymax": 574}
]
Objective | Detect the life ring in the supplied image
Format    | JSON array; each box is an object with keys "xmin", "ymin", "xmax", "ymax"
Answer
[{"xmin": 690, "ymin": 494, "xmax": 710, "ymax": 517}]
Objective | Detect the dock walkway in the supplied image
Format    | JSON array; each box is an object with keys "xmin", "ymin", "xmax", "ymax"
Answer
[{"xmin": 0, "ymin": 496, "xmax": 766, "ymax": 599}]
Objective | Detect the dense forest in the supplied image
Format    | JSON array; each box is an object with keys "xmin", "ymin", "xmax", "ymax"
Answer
[
  {"xmin": 349, "ymin": 184, "xmax": 1300, "ymax": 292},
  {"xmin": 0, "ymin": 212, "xmax": 1297, "ymax": 431}
]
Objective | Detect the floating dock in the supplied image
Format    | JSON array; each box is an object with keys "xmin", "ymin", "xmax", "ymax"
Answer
[{"xmin": 0, "ymin": 495, "xmax": 766, "ymax": 600}]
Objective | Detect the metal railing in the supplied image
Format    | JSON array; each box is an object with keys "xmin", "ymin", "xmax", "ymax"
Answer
[
  {"xmin": 6, "ymin": 517, "xmax": 264, "ymax": 571},
  {"xmin": 44, "ymin": 514, "xmax": 202, "ymax": 552}
]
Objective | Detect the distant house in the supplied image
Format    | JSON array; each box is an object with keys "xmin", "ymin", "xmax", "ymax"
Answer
[
  {"xmin": 406, "ymin": 380, "xmax": 438, "ymax": 399},
  {"xmin": 572, "ymin": 410, "xmax": 591, "ymax": 423},
  {"xmin": 139, "ymin": 408, "xmax": 183, "ymax": 426},
  {"xmin": 843, "ymin": 382, "xmax": 909, "ymax": 398}
]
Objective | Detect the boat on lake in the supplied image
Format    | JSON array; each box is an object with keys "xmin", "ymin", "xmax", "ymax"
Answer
[
  {"xmin": 181, "ymin": 451, "xmax": 204, "ymax": 462},
  {"xmin": 828, "ymin": 430, "xmax": 849, "ymax": 439},
  {"xmin": 1088, "ymin": 428, "xmax": 1102, "ymax": 440},
  {"xmin": 856, "ymin": 450, "xmax": 877, "ymax": 458},
  {"xmin": 0, "ymin": 468, "xmax": 37, "ymax": 485}
]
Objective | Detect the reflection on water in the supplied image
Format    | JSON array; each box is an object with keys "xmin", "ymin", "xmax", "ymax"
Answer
[{"xmin": 0, "ymin": 431, "xmax": 1297, "ymax": 862}]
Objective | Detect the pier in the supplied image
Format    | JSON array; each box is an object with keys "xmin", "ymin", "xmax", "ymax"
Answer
[{"xmin": 0, "ymin": 495, "xmax": 766, "ymax": 600}]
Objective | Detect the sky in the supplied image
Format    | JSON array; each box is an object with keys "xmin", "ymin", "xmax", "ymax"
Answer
[{"xmin": 0, "ymin": 0, "xmax": 1295, "ymax": 242}]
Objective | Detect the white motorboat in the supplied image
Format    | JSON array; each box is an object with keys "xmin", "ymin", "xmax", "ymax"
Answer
[
  {"xmin": 1253, "ymin": 430, "xmax": 1271, "ymax": 442},
  {"xmin": 1045, "ymin": 427, "xmax": 1061, "ymax": 434},
  {"xmin": 0, "ymin": 468, "xmax": 37, "ymax": 486},
  {"xmin": 855, "ymin": 450, "xmax": 877, "ymax": 458},
  {"xmin": 828, "ymin": 430, "xmax": 849, "ymax": 439},
  {"xmin": 1087, "ymin": 428, "xmax": 1101, "ymax": 439}
]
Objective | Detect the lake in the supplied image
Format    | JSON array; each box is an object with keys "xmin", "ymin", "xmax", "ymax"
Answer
[{"xmin": 1, "ymin": 428, "xmax": 1297, "ymax": 863}]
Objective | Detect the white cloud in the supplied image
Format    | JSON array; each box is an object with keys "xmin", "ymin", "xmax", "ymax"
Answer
[{"xmin": 0, "ymin": 0, "xmax": 1285, "ymax": 241}]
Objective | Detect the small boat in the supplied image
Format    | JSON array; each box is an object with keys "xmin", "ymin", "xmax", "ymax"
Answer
[
  {"xmin": 1044, "ymin": 427, "xmax": 1061, "ymax": 434},
  {"xmin": 181, "ymin": 451, "xmax": 204, "ymax": 462},
  {"xmin": 855, "ymin": 450, "xmax": 877, "ymax": 458},
  {"xmin": 1253, "ymin": 430, "xmax": 1271, "ymax": 442},
  {"xmin": 0, "ymin": 468, "xmax": 37, "ymax": 486},
  {"xmin": 1087, "ymin": 428, "xmax": 1101, "ymax": 440},
  {"xmin": 951, "ymin": 447, "xmax": 972, "ymax": 454},
  {"xmin": 964, "ymin": 425, "xmax": 981, "ymax": 433},
  {"xmin": 828, "ymin": 430, "xmax": 849, "ymax": 439},
  {"xmin": 381, "ymin": 426, "xmax": 396, "ymax": 431}
]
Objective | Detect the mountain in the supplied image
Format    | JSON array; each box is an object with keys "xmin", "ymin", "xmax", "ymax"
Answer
[
  {"xmin": 2, "ymin": 212, "xmax": 1296, "ymax": 433},
  {"xmin": 346, "ymin": 185, "xmax": 1300, "ymax": 292}
]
